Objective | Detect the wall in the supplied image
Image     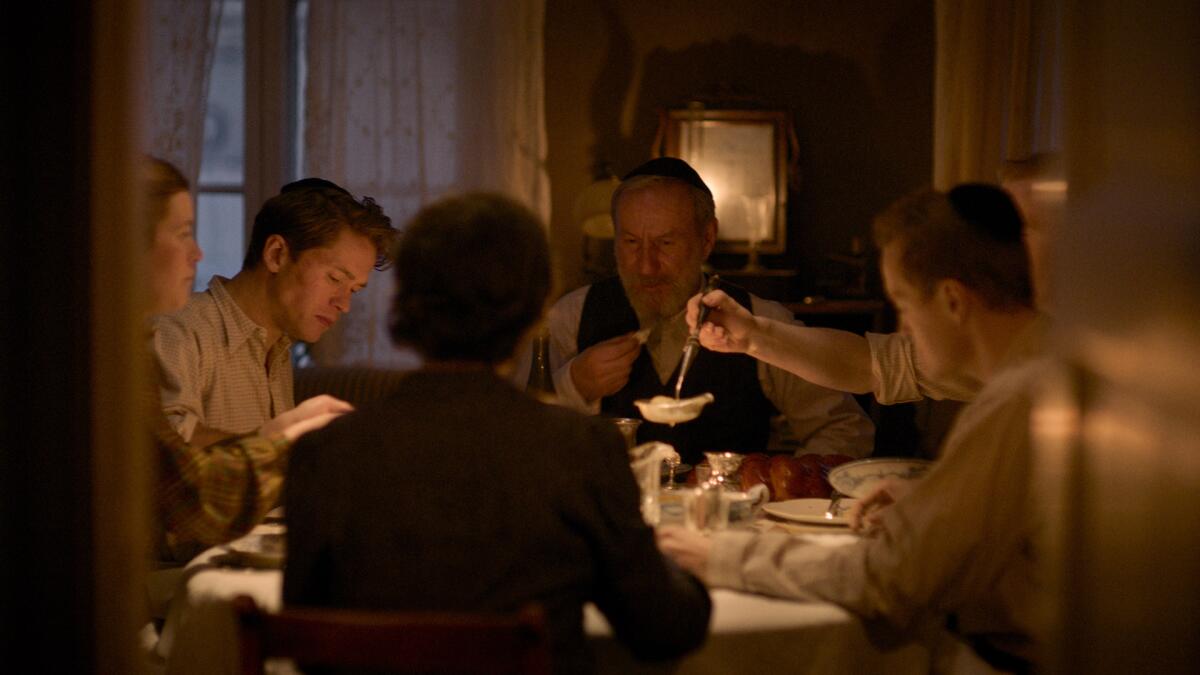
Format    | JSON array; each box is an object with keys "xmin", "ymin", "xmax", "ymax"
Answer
[
  {"xmin": 543, "ymin": 0, "xmax": 934, "ymax": 295},
  {"xmin": 1, "ymin": 1, "xmax": 150, "ymax": 672},
  {"xmin": 1042, "ymin": 1, "xmax": 1200, "ymax": 672}
]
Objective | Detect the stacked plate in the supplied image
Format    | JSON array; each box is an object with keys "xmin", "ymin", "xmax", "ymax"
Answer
[{"xmin": 762, "ymin": 498, "xmax": 858, "ymax": 526}]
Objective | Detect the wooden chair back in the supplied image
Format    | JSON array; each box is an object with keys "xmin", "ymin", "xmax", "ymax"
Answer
[{"xmin": 233, "ymin": 595, "xmax": 551, "ymax": 675}]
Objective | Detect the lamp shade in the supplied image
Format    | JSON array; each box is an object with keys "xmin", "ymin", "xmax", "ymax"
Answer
[
  {"xmin": 575, "ymin": 175, "xmax": 620, "ymax": 282},
  {"xmin": 573, "ymin": 176, "xmax": 619, "ymax": 239}
]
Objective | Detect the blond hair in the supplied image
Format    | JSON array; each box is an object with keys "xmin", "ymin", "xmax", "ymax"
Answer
[{"xmin": 141, "ymin": 156, "xmax": 190, "ymax": 243}]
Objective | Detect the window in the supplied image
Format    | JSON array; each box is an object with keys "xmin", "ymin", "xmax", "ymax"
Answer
[
  {"xmin": 195, "ymin": 0, "xmax": 246, "ymax": 289},
  {"xmin": 292, "ymin": 0, "xmax": 309, "ymax": 177},
  {"xmin": 194, "ymin": 0, "xmax": 309, "ymax": 290}
]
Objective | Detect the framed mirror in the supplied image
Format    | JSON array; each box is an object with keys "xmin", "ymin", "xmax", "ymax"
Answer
[{"xmin": 658, "ymin": 107, "xmax": 793, "ymax": 255}]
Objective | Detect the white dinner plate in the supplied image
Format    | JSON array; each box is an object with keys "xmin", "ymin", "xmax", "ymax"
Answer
[
  {"xmin": 761, "ymin": 498, "xmax": 857, "ymax": 526},
  {"xmin": 827, "ymin": 457, "xmax": 932, "ymax": 499}
]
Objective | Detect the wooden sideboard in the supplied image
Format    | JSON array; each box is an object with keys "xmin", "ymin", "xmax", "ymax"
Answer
[
  {"xmin": 712, "ymin": 269, "xmax": 890, "ymax": 335},
  {"xmin": 783, "ymin": 298, "xmax": 889, "ymax": 334}
]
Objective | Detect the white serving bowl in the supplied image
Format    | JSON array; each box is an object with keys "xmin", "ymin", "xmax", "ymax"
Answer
[
  {"xmin": 634, "ymin": 392, "xmax": 715, "ymax": 424},
  {"xmin": 827, "ymin": 457, "xmax": 933, "ymax": 499}
]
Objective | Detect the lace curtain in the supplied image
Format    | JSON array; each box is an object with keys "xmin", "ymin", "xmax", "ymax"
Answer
[
  {"xmin": 933, "ymin": 0, "xmax": 1064, "ymax": 188},
  {"xmin": 145, "ymin": 0, "xmax": 223, "ymax": 184},
  {"xmin": 303, "ymin": 0, "xmax": 549, "ymax": 368}
]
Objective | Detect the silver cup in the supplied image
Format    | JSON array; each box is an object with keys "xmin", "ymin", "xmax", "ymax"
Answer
[{"xmin": 610, "ymin": 417, "xmax": 642, "ymax": 450}]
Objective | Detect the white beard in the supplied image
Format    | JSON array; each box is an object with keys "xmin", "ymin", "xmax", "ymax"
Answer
[{"xmin": 619, "ymin": 268, "xmax": 702, "ymax": 327}]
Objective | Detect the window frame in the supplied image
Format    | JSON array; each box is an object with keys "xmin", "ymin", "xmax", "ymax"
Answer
[{"xmin": 243, "ymin": 0, "xmax": 304, "ymax": 244}]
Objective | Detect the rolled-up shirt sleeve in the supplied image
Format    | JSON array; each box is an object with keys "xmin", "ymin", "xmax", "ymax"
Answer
[
  {"xmin": 866, "ymin": 332, "xmax": 980, "ymax": 404},
  {"xmin": 753, "ymin": 297, "xmax": 875, "ymax": 457}
]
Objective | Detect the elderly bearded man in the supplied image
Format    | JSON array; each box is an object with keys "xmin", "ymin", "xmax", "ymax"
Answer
[{"xmin": 527, "ymin": 157, "xmax": 873, "ymax": 465}]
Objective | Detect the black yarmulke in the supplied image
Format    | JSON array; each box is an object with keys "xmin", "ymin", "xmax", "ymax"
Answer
[
  {"xmin": 947, "ymin": 183, "xmax": 1024, "ymax": 243},
  {"xmin": 622, "ymin": 157, "xmax": 712, "ymax": 198}
]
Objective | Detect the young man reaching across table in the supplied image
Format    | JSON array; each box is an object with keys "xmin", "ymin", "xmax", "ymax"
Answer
[
  {"xmin": 659, "ymin": 184, "xmax": 1048, "ymax": 673},
  {"xmin": 680, "ymin": 154, "xmax": 1063, "ymax": 412}
]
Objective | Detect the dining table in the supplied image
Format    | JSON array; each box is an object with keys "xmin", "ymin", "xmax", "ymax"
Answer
[{"xmin": 153, "ymin": 508, "xmax": 947, "ymax": 675}]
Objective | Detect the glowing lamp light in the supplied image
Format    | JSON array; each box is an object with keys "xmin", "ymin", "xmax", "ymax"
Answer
[{"xmin": 1032, "ymin": 179, "xmax": 1069, "ymax": 194}]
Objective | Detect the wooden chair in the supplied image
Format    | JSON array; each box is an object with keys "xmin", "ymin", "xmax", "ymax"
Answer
[
  {"xmin": 292, "ymin": 366, "xmax": 410, "ymax": 408},
  {"xmin": 233, "ymin": 595, "xmax": 551, "ymax": 675}
]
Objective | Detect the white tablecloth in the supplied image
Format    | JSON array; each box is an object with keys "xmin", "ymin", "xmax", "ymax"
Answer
[{"xmin": 156, "ymin": 523, "xmax": 938, "ymax": 675}]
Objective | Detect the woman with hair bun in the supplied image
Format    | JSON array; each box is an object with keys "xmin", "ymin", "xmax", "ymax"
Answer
[{"xmin": 284, "ymin": 192, "xmax": 711, "ymax": 673}]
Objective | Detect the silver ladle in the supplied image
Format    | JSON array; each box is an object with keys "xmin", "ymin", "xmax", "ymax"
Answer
[{"xmin": 674, "ymin": 275, "xmax": 721, "ymax": 399}]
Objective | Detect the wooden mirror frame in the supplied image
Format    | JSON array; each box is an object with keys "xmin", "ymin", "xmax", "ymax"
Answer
[{"xmin": 657, "ymin": 107, "xmax": 794, "ymax": 255}]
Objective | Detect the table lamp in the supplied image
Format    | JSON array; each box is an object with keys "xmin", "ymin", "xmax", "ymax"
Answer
[{"xmin": 574, "ymin": 174, "xmax": 620, "ymax": 281}]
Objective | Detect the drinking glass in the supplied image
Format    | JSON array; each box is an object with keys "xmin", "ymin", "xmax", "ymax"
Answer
[
  {"xmin": 662, "ymin": 454, "xmax": 682, "ymax": 491},
  {"xmin": 703, "ymin": 451, "xmax": 744, "ymax": 491},
  {"xmin": 610, "ymin": 418, "xmax": 641, "ymax": 451}
]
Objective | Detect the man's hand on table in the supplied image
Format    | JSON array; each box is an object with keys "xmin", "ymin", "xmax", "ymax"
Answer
[
  {"xmin": 847, "ymin": 478, "xmax": 913, "ymax": 533},
  {"xmin": 656, "ymin": 526, "xmax": 713, "ymax": 582},
  {"xmin": 570, "ymin": 332, "xmax": 642, "ymax": 402},
  {"xmin": 260, "ymin": 394, "xmax": 354, "ymax": 443}
]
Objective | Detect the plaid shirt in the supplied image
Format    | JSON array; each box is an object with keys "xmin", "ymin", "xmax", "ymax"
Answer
[{"xmin": 149, "ymin": 356, "xmax": 289, "ymax": 563}]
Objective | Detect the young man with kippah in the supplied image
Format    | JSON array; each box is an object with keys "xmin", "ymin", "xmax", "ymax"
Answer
[
  {"xmin": 659, "ymin": 184, "xmax": 1048, "ymax": 673},
  {"xmin": 523, "ymin": 157, "xmax": 874, "ymax": 466},
  {"xmin": 680, "ymin": 155, "xmax": 1063, "ymax": 410}
]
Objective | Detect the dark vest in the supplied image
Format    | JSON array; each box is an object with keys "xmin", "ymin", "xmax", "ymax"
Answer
[{"xmin": 577, "ymin": 277, "xmax": 778, "ymax": 465}]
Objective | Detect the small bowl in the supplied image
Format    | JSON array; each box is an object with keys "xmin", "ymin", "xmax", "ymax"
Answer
[
  {"xmin": 826, "ymin": 457, "xmax": 934, "ymax": 499},
  {"xmin": 703, "ymin": 451, "xmax": 744, "ymax": 482},
  {"xmin": 634, "ymin": 393, "xmax": 715, "ymax": 424}
]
